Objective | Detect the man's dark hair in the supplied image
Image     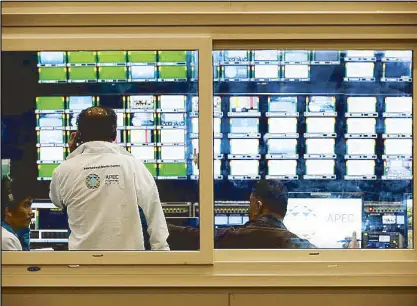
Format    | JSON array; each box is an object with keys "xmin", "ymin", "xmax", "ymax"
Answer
[
  {"xmin": 253, "ymin": 180, "xmax": 288, "ymax": 217},
  {"xmin": 77, "ymin": 106, "xmax": 117, "ymax": 143},
  {"xmin": 1, "ymin": 176, "xmax": 33, "ymax": 221}
]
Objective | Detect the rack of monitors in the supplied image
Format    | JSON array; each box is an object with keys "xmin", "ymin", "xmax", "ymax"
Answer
[{"xmin": 37, "ymin": 51, "xmax": 197, "ymax": 83}]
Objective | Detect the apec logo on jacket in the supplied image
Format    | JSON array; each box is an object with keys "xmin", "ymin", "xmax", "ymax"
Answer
[
  {"xmin": 85, "ymin": 174, "xmax": 101, "ymax": 189},
  {"xmin": 105, "ymin": 174, "xmax": 120, "ymax": 185}
]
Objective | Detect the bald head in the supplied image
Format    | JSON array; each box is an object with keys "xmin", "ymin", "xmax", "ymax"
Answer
[{"xmin": 77, "ymin": 106, "xmax": 117, "ymax": 143}]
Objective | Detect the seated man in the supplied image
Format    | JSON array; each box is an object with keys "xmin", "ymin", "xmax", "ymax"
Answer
[
  {"xmin": 1, "ymin": 176, "xmax": 34, "ymax": 251},
  {"xmin": 167, "ymin": 180, "xmax": 315, "ymax": 250}
]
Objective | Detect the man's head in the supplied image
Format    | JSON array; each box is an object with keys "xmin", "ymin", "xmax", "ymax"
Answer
[
  {"xmin": 249, "ymin": 180, "xmax": 288, "ymax": 221},
  {"xmin": 77, "ymin": 106, "xmax": 117, "ymax": 143},
  {"xmin": 1, "ymin": 176, "xmax": 34, "ymax": 231}
]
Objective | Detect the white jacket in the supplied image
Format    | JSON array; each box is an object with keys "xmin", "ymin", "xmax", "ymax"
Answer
[
  {"xmin": 49, "ymin": 141, "xmax": 169, "ymax": 251},
  {"xmin": 1, "ymin": 227, "xmax": 22, "ymax": 251}
]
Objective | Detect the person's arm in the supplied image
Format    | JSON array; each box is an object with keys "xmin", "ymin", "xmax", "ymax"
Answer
[
  {"xmin": 2, "ymin": 235, "xmax": 23, "ymax": 251},
  {"xmin": 49, "ymin": 169, "xmax": 64, "ymax": 209},
  {"xmin": 134, "ymin": 162, "xmax": 170, "ymax": 251}
]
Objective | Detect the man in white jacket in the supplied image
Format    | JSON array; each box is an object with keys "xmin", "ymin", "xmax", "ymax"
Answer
[{"xmin": 49, "ymin": 106, "xmax": 169, "ymax": 251}]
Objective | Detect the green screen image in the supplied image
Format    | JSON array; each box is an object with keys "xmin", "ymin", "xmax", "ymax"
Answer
[
  {"xmin": 38, "ymin": 67, "xmax": 67, "ymax": 82},
  {"xmin": 145, "ymin": 163, "xmax": 157, "ymax": 177},
  {"xmin": 97, "ymin": 51, "xmax": 127, "ymax": 64},
  {"xmin": 1, "ymin": 159, "xmax": 11, "ymax": 179},
  {"xmin": 68, "ymin": 67, "xmax": 97, "ymax": 81},
  {"xmin": 67, "ymin": 51, "xmax": 97, "ymax": 65},
  {"xmin": 38, "ymin": 164, "xmax": 59, "ymax": 178},
  {"xmin": 36, "ymin": 96, "xmax": 65, "ymax": 110},
  {"xmin": 158, "ymin": 51, "xmax": 187, "ymax": 63},
  {"xmin": 159, "ymin": 66, "xmax": 187, "ymax": 79},
  {"xmin": 159, "ymin": 163, "xmax": 187, "ymax": 177},
  {"xmin": 128, "ymin": 51, "xmax": 157, "ymax": 63},
  {"xmin": 98, "ymin": 66, "xmax": 127, "ymax": 81}
]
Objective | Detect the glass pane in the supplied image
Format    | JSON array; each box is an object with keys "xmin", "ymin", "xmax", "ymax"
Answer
[
  {"xmin": 213, "ymin": 49, "xmax": 413, "ymax": 249},
  {"xmin": 1, "ymin": 50, "xmax": 199, "ymax": 251}
]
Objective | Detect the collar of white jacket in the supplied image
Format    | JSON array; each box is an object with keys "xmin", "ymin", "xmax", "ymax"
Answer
[{"xmin": 67, "ymin": 141, "xmax": 131, "ymax": 159}]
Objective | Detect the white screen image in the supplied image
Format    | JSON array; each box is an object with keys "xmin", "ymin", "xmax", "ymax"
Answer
[
  {"xmin": 284, "ymin": 65, "xmax": 309, "ymax": 79},
  {"xmin": 39, "ymin": 130, "xmax": 63, "ymax": 144},
  {"xmin": 385, "ymin": 118, "xmax": 412, "ymax": 134},
  {"xmin": 191, "ymin": 118, "xmax": 221, "ymax": 134},
  {"xmin": 230, "ymin": 160, "xmax": 259, "ymax": 176},
  {"xmin": 383, "ymin": 215, "xmax": 397, "ymax": 225},
  {"xmin": 130, "ymin": 66, "xmax": 155, "ymax": 80},
  {"xmin": 39, "ymin": 147, "xmax": 63, "ymax": 161},
  {"xmin": 228, "ymin": 216, "xmax": 244, "ymax": 225},
  {"xmin": 117, "ymin": 113, "xmax": 124, "ymax": 127},
  {"xmin": 269, "ymin": 118, "xmax": 297, "ymax": 134},
  {"xmin": 268, "ymin": 160, "xmax": 297, "ymax": 176},
  {"xmin": 385, "ymin": 139, "xmax": 412, "ymax": 155},
  {"xmin": 267, "ymin": 139, "xmax": 297, "ymax": 155},
  {"xmin": 285, "ymin": 197, "xmax": 362, "ymax": 248},
  {"xmin": 39, "ymin": 52, "xmax": 65, "ymax": 65},
  {"xmin": 347, "ymin": 97, "xmax": 377, "ymax": 113},
  {"xmin": 68, "ymin": 96, "xmax": 94, "ymax": 110},
  {"xmin": 346, "ymin": 50, "xmax": 375, "ymax": 58},
  {"xmin": 230, "ymin": 118, "xmax": 258, "ymax": 134},
  {"xmin": 129, "ymin": 95, "xmax": 155, "ymax": 110},
  {"xmin": 254, "ymin": 65, "xmax": 279, "ymax": 78},
  {"xmin": 223, "ymin": 50, "xmax": 248, "ymax": 62},
  {"xmin": 215, "ymin": 216, "xmax": 228, "ymax": 225},
  {"xmin": 38, "ymin": 114, "xmax": 63, "ymax": 127},
  {"xmin": 254, "ymin": 50, "xmax": 279, "ymax": 61},
  {"xmin": 130, "ymin": 146, "xmax": 155, "ymax": 160},
  {"xmin": 160, "ymin": 146, "xmax": 185, "ymax": 160},
  {"xmin": 306, "ymin": 160, "xmax": 335, "ymax": 175},
  {"xmin": 385, "ymin": 97, "xmax": 412, "ymax": 113},
  {"xmin": 384, "ymin": 50, "xmax": 412, "ymax": 60},
  {"xmin": 347, "ymin": 118, "xmax": 376, "ymax": 134},
  {"xmin": 306, "ymin": 118, "xmax": 335, "ymax": 133},
  {"xmin": 284, "ymin": 51, "xmax": 309, "ymax": 62},
  {"xmin": 131, "ymin": 113, "xmax": 154, "ymax": 127},
  {"xmin": 214, "ymin": 160, "xmax": 221, "ymax": 176},
  {"xmin": 230, "ymin": 139, "xmax": 259, "ymax": 155},
  {"xmin": 193, "ymin": 139, "xmax": 221, "ymax": 155},
  {"xmin": 306, "ymin": 139, "xmax": 335, "ymax": 155},
  {"xmin": 347, "ymin": 139, "xmax": 375, "ymax": 155},
  {"xmin": 160, "ymin": 95, "xmax": 185, "ymax": 111},
  {"xmin": 385, "ymin": 159, "xmax": 412, "ymax": 177},
  {"xmin": 130, "ymin": 130, "xmax": 152, "ymax": 144},
  {"xmin": 379, "ymin": 236, "xmax": 391, "ymax": 243},
  {"xmin": 345, "ymin": 62, "xmax": 374, "ymax": 78},
  {"xmin": 346, "ymin": 160, "xmax": 375, "ymax": 176},
  {"xmin": 160, "ymin": 129, "xmax": 185, "ymax": 144},
  {"xmin": 224, "ymin": 66, "xmax": 249, "ymax": 79}
]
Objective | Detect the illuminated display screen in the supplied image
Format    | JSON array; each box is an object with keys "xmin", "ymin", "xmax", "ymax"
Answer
[
  {"xmin": 130, "ymin": 130, "xmax": 153, "ymax": 144},
  {"xmin": 284, "ymin": 65, "xmax": 309, "ymax": 79},
  {"xmin": 229, "ymin": 160, "xmax": 259, "ymax": 176},
  {"xmin": 345, "ymin": 62, "xmax": 375, "ymax": 79},
  {"xmin": 306, "ymin": 118, "xmax": 335, "ymax": 133},
  {"xmin": 37, "ymin": 114, "xmax": 63, "ymax": 128},
  {"xmin": 158, "ymin": 163, "xmax": 187, "ymax": 177},
  {"xmin": 38, "ymin": 67, "xmax": 67, "ymax": 83},
  {"xmin": 253, "ymin": 50, "xmax": 280, "ymax": 62},
  {"xmin": 268, "ymin": 118, "xmax": 297, "ymax": 134},
  {"xmin": 305, "ymin": 160, "xmax": 335, "ymax": 176},
  {"xmin": 306, "ymin": 139, "xmax": 335, "ymax": 155},
  {"xmin": 131, "ymin": 113, "xmax": 155, "ymax": 127},
  {"xmin": 160, "ymin": 129, "xmax": 185, "ymax": 144},
  {"xmin": 346, "ymin": 160, "xmax": 375, "ymax": 176},
  {"xmin": 97, "ymin": 51, "xmax": 126, "ymax": 65},
  {"xmin": 67, "ymin": 96, "xmax": 94, "ymax": 111},
  {"xmin": 384, "ymin": 62, "xmax": 412, "ymax": 79},
  {"xmin": 230, "ymin": 118, "xmax": 258, "ymax": 134},
  {"xmin": 68, "ymin": 113, "xmax": 80, "ymax": 129},
  {"xmin": 38, "ymin": 164, "xmax": 59, "ymax": 179},
  {"xmin": 38, "ymin": 52, "xmax": 66, "ymax": 66},
  {"xmin": 268, "ymin": 160, "xmax": 297, "ymax": 176},
  {"xmin": 38, "ymin": 130, "xmax": 64, "ymax": 144},
  {"xmin": 223, "ymin": 66, "xmax": 250, "ymax": 79},
  {"xmin": 127, "ymin": 51, "xmax": 157, "ymax": 63},
  {"xmin": 347, "ymin": 97, "xmax": 377, "ymax": 113},
  {"xmin": 129, "ymin": 95, "xmax": 155, "ymax": 110},
  {"xmin": 268, "ymin": 96, "xmax": 297, "ymax": 113},
  {"xmin": 222, "ymin": 50, "xmax": 249, "ymax": 63},
  {"xmin": 230, "ymin": 139, "xmax": 259, "ymax": 155},
  {"xmin": 160, "ymin": 113, "xmax": 186, "ymax": 128},
  {"xmin": 67, "ymin": 51, "xmax": 97, "ymax": 65},
  {"xmin": 384, "ymin": 118, "xmax": 412, "ymax": 134},
  {"xmin": 98, "ymin": 66, "xmax": 127, "ymax": 81},
  {"xmin": 254, "ymin": 65, "xmax": 279, "ymax": 79},
  {"xmin": 284, "ymin": 51, "xmax": 309, "ymax": 62},
  {"xmin": 229, "ymin": 96, "xmax": 259, "ymax": 113},
  {"xmin": 383, "ymin": 50, "xmax": 412, "ymax": 60},
  {"xmin": 384, "ymin": 159, "xmax": 412, "ymax": 178},
  {"xmin": 159, "ymin": 66, "xmax": 187, "ymax": 80},
  {"xmin": 68, "ymin": 66, "xmax": 97, "ymax": 82},
  {"xmin": 346, "ymin": 139, "xmax": 376, "ymax": 155},
  {"xmin": 36, "ymin": 96, "xmax": 65, "ymax": 111},
  {"xmin": 385, "ymin": 97, "xmax": 412, "ymax": 113},
  {"xmin": 267, "ymin": 139, "xmax": 297, "ymax": 155},
  {"xmin": 159, "ymin": 51, "xmax": 187, "ymax": 63},
  {"xmin": 346, "ymin": 118, "xmax": 376, "ymax": 134},
  {"xmin": 384, "ymin": 139, "xmax": 412, "ymax": 156},
  {"xmin": 313, "ymin": 51, "xmax": 339, "ymax": 62},
  {"xmin": 306, "ymin": 96, "xmax": 335, "ymax": 113},
  {"xmin": 39, "ymin": 147, "xmax": 65, "ymax": 161},
  {"xmin": 129, "ymin": 66, "xmax": 156, "ymax": 81},
  {"xmin": 346, "ymin": 50, "xmax": 375, "ymax": 58},
  {"xmin": 160, "ymin": 146, "xmax": 186, "ymax": 160},
  {"xmin": 159, "ymin": 95, "xmax": 186, "ymax": 111}
]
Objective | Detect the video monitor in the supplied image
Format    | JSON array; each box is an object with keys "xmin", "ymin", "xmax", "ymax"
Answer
[
  {"xmin": 67, "ymin": 112, "xmax": 80, "ymax": 130},
  {"xmin": 38, "ymin": 67, "xmax": 67, "ymax": 83},
  {"xmin": 283, "ymin": 50, "xmax": 309, "ymax": 63},
  {"xmin": 223, "ymin": 65, "xmax": 250, "ymax": 80},
  {"xmin": 127, "ymin": 51, "xmax": 157, "ymax": 64},
  {"xmin": 37, "ymin": 208, "xmax": 68, "ymax": 230},
  {"xmin": 38, "ymin": 130, "xmax": 64, "ymax": 144},
  {"xmin": 160, "ymin": 113, "xmax": 186, "ymax": 128},
  {"xmin": 192, "ymin": 139, "xmax": 222, "ymax": 157},
  {"xmin": 346, "ymin": 139, "xmax": 376, "ymax": 156},
  {"xmin": 345, "ymin": 50, "xmax": 375, "ymax": 60},
  {"xmin": 346, "ymin": 160, "xmax": 376, "ymax": 177},
  {"xmin": 97, "ymin": 51, "xmax": 127, "ymax": 65},
  {"xmin": 384, "ymin": 159, "xmax": 412, "ymax": 179},
  {"xmin": 383, "ymin": 50, "xmax": 412, "ymax": 61},
  {"xmin": 191, "ymin": 118, "xmax": 199, "ymax": 134},
  {"xmin": 68, "ymin": 66, "xmax": 97, "ymax": 82},
  {"xmin": 229, "ymin": 139, "xmax": 259, "ymax": 156},
  {"xmin": 158, "ymin": 163, "xmax": 187, "ymax": 178},
  {"xmin": 67, "ymin": 51, "xmax": 97, "ymax": 65},
  {"xmin": 305, "ymin": 160, "xmax": 335, "ymax": 177},
  {"xmin": 384, "ymin": 139, "xmax": 412, "ymax": 156},
  {"xmin": 267, "ymin": 160, "xmax": 297, "ymax": 177},
  {"xmin": 159, "ymin": 95, "xmax": 186, "ymax": 112},
  {"xmin": 268, "ymin": 118, "xmax": 298, "ymax": 135},
  {"xmin": 158, "ymin": 51, "xmax": 187, "ymax": 63},
  {"xmin": 285, "ymin": 196, "xmax": 362, "ymax": 248},
  {"xmin": 38, "ymin": 52, "xmax": 66, "ymax": 66},
  {"xmin": 160, "ymin": 129, "xmax": 186, "ymax": 144},
  {"xmin": 159, "ymin": 66, "xmax": 187, "ymax": 80},
  {"xmin": 130, "ymin": 130, "xmax": 153, "ymax": 144},
  {"xmin": 306, "ymin": 96, "xmax": 336, "ymax": 114},
  {"xmin": 253, "ymin": 50, "xmax": 280, "ymax": 62},
  {"xmin": 67, "ymin": 96, "xmax": 94, "ymax": 111},
  {"xmin": 191, "ymin": 159, "xmax": 222, "ymax": 178},
  {"xmin": 229, "ymin": 160, "xmax": 259, "ymax": 177},
  {"xmin": 283, "ymin": 65, "xmax": 310, "ymax": 79},
  {"xmin": 160, "ymin": 146, "xmax": 186, "ymax": 161},
  {"xmin": 39, "ymin": 147, "xmax": 65, "ymax": 162},
  {"xmin": 116, "ymin": 113, "xmax": 124, "ymax": 127},
  {"xmin": 267, "ymin": 139, "xmax": 297, "ymax": 157},
  {"xmin": 144, "ymin": 163, "xmax": 157, "ymax": 177},
  {"xmin": 385, "ymin": 97, "xmax": 412, "ymax": 114},
  {"xmin": 128, "ymin": 95, "xmax": 155, "ymax": 111},
  {"xmin": 305, "ymin": 139, "xmax": 335, "ymax": 156},
  {"xmin": 306, "ymin": 118, "xmax": 335, "ymax": 134},
  {"xmin": 37, "ymin": 114, "xmax": 64, "ymax": 128},
  {"xmin": 222, "ymin": 50, "xmax": 250, "ymax": 63},
  {"xmin": 345, "ymin": 62, "xmax": 375, "ymax": 80},
  {"xmin": 346, "ymin": 118, "xmax": 376, "ymax": 135},
  {"xmin": 230, "ymin": 118, "xmax": 259, "ymax": 134},
  {"xmin": 36, "ymin": 96, "xmax": 65, "ymax": 111},
  {"xmin": 131, "ymin": 112, "xmax": 155, "ymax": 128},
  {"xmin": 347, "ymin": 97, "xmax": 377, "ymax": 114},
  {"xmin": 213, "ymin": 118, "xmax": 221, "ymax": 135},
  {"xmin": 129, "ymin": 66, "xmax": 156, "ymax": 81},
  {"xmin": 268, "ymin": 96, "xmax": 297, "ymax": 113},
  {"xmin": 384, "ymin": 118, "xmax": 412, "ymax": 135},
  {"xmin": 98, "ymin": 66, "xmax": 127, "ymax": 82},
  {"xmin": 311, "ymin": 50, "xmax": 340, "ymax": 63},
  {"xmin": 229, "ymin": 96, "xmax": 259, "ymax": 115},
  {"xmin": 38, "ymin": 164, "xmax": 59, "ymax": 180},
  {"xmin": 96, "ymin": 95, "xmax": 125, "ymax": 110},
  {"xmin": 383, "ymin": 62, "xmax": 412, "ymax": 80},
  {"xmin": 254, "ymin": 65, "xmax": 280, "ymax": 79}
]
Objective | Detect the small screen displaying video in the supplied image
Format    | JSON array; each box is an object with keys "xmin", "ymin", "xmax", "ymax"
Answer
[
  {"xmin": 160, "ymin": 129, "xmax": 185, "ymax": 144},
  {"xmin": 384, "ymin": 139, "xmax": 412, "ymax": 156},
  {"xmin": 222, "ymin": 50, "xmax": 249, "ymax": 63},
  {"xmin": 36, "ymin": 96, "xmax": 65, "ymax": 111},
  {"xmin": 283, "ymin": 50, "xmax": 309, "ymax": 63},
  {"xmin": 131, "ymin": 113, "xmax": 155, "ymax": 127},
  {"xmin": 229, "ymin": 160, "xmax": 259, "ymax": 176},
  {"xmin": 129, "ymin": 95, "xmax": 156, "ymax": 111},
  {"xmin": 267, "ymin": 139, "xmax": 297, "ymax": 156},
  {"xmin": 306, "ymin": 96, "xmax": 336, "ymax": 113},
  {"xmin": 306, "ymin": 139, "xmax": 335, "ymax": 155},
  {"xmin": 223, "ymin": 65, "xmax": 250, "ymax": 79},
  {"xmin": 346, "ymin": 160, "xmax": 375, "ymax": 176},
  {"xmin": 160, "ymin": 146, "xmax": 186, "ymax": 161},
  {"xmin": 383, "ymin": 62, "xmax": 412, "ymax": 79},
  {"xmin": 346, "ymin": 139, "xmax": 376, "ymax": 156},
  {"xmin": 37, "ymin": 114, "xmax": 64, "ymax": 128},
  {"xmin": 268, "ymin": 96, "xmax": 297, "ymax": 113},
  {"xmin": 160, "ymin": 113, "xmax": 186, "ymax": 128},
  {"xmin": 268, "ymin": 118, "xmax": 297, "ymax": 134},
  {"xmin": 384, "ymin": 159, "xmax": 412, "ymax": 179},
  {"xmin": 283, "ymin": 65, "xmax": 309, "ymax": 79},
  {"xmin": 346, "ymin": 118, "xmax": 376, "ymax": 134},
  {"xmin": 229, "ymin": 96, "xmax": 259, "ymax": 114},
  {"xmin": 305, "ymin": 160, "xmax": 335, "ymax": 176},
  {"xmin": 129, "ymin": 66, "xmax": 156, "ymax": 81},
  {"xmin": 230, "ymin": 118, "xmax": 259, "ymax": 134},
  {"xmin": 306, "ymin": 118, "xmax": 335, "ymax": 134},
  {"xmin": 67, "ymin": 51, "xmax": 97, "ymax": 65},
  {"xmin": 254, "ymin": 65, "xmax": 280, "ymax": 79},
  {"xmin": 347, "ymin": 97, "xmax": 376, "ymax": 113},
  {"xmin": 130, "ymin": 130, "xmax": 153, "ymax": 144},
  {"xmin": 38, "ymin": 52, "xmax": 66, "ymax": 66},
  {"xmin": 127, "ymin": 51, "xmax": 157, "ymax": 64},
  {"xmin": 159, "ymin": 95, "xmax": 186, "ymax": 111},
  {"xmin": 38, "ymin": 130, "xmax": 64, "ymax": 144},
  {"xmin": 384, "ymin": 118, "xmax": 412, "ymax": 135},
  {"xmin": 39, "ymin": 147, "xmax": 65, "ymax": 162},
  {"xmin": 67, "ymin": 96, "xmax": 94, "ymax": 111},
  {"xmin": 385, "ymin": 97, "xmax": 412, "ymax": 113},
  {"xmin": 268, "ymin": 160, "xmax": 297, "ymax": 176},
  {"xmin": 229, "ymin": 139, "xmax": 259, "ymax": 156},
  {"xmin": 253, "ymin": 50, "xmax": 280, "ymax": 62},
  {"xmin": 345, "ymin": 62, "xmax": 375, "ymax": 79},
  {"xmin": 312, "ymin": 51, "xmax": 340, "ymax": 63}
]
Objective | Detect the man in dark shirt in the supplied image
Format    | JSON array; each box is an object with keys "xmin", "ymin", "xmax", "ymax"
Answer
[{"xmin": 167, "ymin": 180, "xmax": 315, "ymax": 250}]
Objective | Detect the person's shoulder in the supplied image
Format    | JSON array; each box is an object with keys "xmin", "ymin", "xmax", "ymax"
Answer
[{"xmin": 1, "ymin": 227, "xmax": 22, "ymax": 251}]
